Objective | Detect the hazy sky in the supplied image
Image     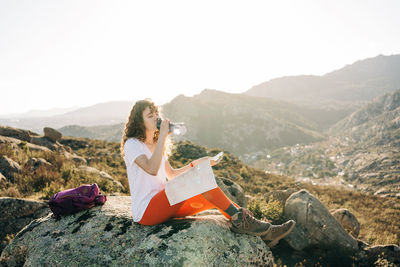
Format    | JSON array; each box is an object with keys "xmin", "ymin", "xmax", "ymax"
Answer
[{"xmin": 1, "ymin": 0, "xmax": 399, "ymax": 116}]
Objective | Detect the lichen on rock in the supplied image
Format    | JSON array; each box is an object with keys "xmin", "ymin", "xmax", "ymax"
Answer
[{"xmin": 0, "ymin": 196, "xmax": 274, "ymax": 266}]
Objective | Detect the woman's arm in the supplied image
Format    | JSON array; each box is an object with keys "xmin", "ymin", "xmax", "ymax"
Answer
[
  {"xmin": 134, "ymin": 120, "xmax": 170, "ymax": 176},
  {"xmin": 165, "ymin": 156, "xmax": 222, "ymax": 180}
]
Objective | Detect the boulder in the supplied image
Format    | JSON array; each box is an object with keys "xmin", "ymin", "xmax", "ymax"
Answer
[
  {"xmin": 0, "ymin": 196, "xmax": 274, "ymax": 266},
  {"xmin": 30, "ymin": 136, "xmax": 60, "ymax": 151},
  {"xmin": 330, "ymin": 208, "xmax": 360, "ymax": 238},
  {"xmin": 0, "ymin": 156, "xmax": 21, "ymax": 182},
  {"xmin": 0, "ymin": 136, "xmax": 51, "ymax": 153},
  {"xmin": 63, "ymin": 151, "xmax": 87, "ymax": 164},
  {"xmin": 283, "ymin": 189, "xmax": 359, "ymax": 253},
  {"xmin": 26, "ymin": 143, "xmax": 52, "ymax": 153},
  {"xmin": 25, "ymin": 158, "xmax": 53, "ymax": 172},
  {"xmin": 216, "ymin": 177, "xmax": 246, "ymax": 207},
  {"xmin": 0, "ymin": 198, "xmax": 49, "ymax": 255},
  {"xmin": 76, "ymin": 165, "xmax": 124, "ymax": 191},
  {"xmin": 0, "ymin": 126, "xmax": 38, "ymax": 142},
  {"xmin": 43, "ymin": 127, "xmax": 62, "ymax": 142}
]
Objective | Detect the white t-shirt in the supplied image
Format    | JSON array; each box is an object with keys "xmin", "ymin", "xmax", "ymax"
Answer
[{"xmin": 123, "ymin": 138, "xmax": 167, "ymax": 222}]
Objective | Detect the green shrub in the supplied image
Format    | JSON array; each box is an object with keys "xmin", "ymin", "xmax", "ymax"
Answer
[
  {"xmin": 240, "ymin": 166, "xmax": 251, "ymax": 181},
  {"xmin": 247, "ymin": 196, "xmax": 284, "ymax": 224}
]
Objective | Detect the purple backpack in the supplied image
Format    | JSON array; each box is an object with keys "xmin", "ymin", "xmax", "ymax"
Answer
[{"xmin": 48, "ymin": 183, "xmax": 107, "ymax": 217}]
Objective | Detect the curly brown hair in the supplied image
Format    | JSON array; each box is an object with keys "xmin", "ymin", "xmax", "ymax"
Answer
[{"xmin": 120, "ymin": 99, "xmax": 160, "ymax": 158}]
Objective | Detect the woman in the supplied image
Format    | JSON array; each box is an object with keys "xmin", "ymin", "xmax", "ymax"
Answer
[{"xmin": 121, "ymin": 99, "xmax": 295, "ymax": 247}]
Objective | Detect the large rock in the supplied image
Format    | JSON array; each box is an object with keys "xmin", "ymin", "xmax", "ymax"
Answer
[
  {"xmin": 330, "ymin": 208, "xmax": 360, "ymax": 238},
  {"xmin": 0, "ymin": 126, "xmax": 38, "ymax": 142},
  {"xmin": 63, "ymin": 151, "xmax": 87, "ymax": 164},
  {"xmin": 0, "ymin": 196, "xmax": 274, "ymax": 266},
  {"xmin": 25, "ymin": 158, "xmax": 53, "ymax": 172},
  {"xmin": 283, "ymin": 189, "xmax": 359, "ymax": 253},
  {"xmin": 216, "ymin": 177, "xmax": 246, "ymax": 207},
  {"xmin": 0, "ymin": 198, "xmax": 49, "ymax": 255},
  {"xmin": 43, "ymin": 127, "xmax": 62, "ymax": 142},
  {"xmin": 0, "ymin": 156, "xmax": 21, "ymax": 182},
  {"xmin": 30, "ymin": 136, "xmax": 60, "ymax": 151},
  {"xmin": 0, "ymin": 136, "xmax": 51, "ymax": 153}
]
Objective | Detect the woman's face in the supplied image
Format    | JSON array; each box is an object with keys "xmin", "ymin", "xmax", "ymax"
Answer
[{"xmin": 142, "ymin": 106, "xmax": 159, "ymax": 132}]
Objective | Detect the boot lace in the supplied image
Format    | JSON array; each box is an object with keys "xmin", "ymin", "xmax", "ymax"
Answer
[{"xmin": 241, "ymin": 208, "xmax": 257, "ymax": 229}]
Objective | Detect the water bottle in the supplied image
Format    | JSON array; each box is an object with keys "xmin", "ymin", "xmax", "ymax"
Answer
[{"xmin": 156, "ymin": 118, "xmax": 187, "ymax": 135}]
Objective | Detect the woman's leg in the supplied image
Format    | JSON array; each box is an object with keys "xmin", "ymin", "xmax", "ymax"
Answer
[
  {"xmin": 139, "ymin": 186, "xmax": 241, "ymax": 225},
  {"xmin": 173, "ymin": 187, "xmax": 240, "ymax": 220},
  {"xmin": 138, "ymin": 189, "xmax": 185, "ymax": 226}
]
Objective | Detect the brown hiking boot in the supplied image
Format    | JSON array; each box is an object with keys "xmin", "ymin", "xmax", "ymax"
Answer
[
  {"xmin": 230, "ymin": 208, "xmax": 272, "ymax": 236},
  {"xmin": 261, "ymin": 220, "xmax": 296, "ymax": 247}
]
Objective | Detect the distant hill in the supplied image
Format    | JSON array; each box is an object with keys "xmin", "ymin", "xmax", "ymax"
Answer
[
  {"xmin": 253, "ymin": 89, "xmax": 400, "ymax": 195},
  {"xmin": 58, "ymin": 90, "xmax": 329, "ymax": 157},
  {"xmin": 0, "ymin": 106, "xmax": 81, "ymax": 119},
  {"xmin": 59, "ymin": 123, "xmax": 125, "ymax": 142},
  {"xmin": 162, "ymin": 89, "xmax": 326, "ymax": 157},
  {"xmin": 1, "ymin": 101, "xmax": 133, "ymax": 134},
  {"xmin": 329, "ymin": 89, "xmax": 400, "ymax": 146},
  {"xmin": 245, "ymin": 54, "xmax": 400, "ymax": 107}
]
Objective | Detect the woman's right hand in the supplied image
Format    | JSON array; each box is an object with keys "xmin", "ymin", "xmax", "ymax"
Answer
[{"xmin": 159, "ymin": 118, "xmax": 170, "ymax": 139}]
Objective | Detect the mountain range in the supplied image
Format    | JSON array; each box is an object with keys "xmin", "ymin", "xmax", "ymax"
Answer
[
  {"xmin": 2, "ymin": 54, "xmax": 399, "ymax": 133},
  {"xmin": 245, "ymin": 54, "xmax": 400, "ymax": 107},
  {"xmin": 0, "ymin": 101, "xmax": 133, "ymax": 134}
]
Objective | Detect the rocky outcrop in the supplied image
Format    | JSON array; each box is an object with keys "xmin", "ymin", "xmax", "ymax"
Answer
[
  {"xmin": 0, "ymin": 198, "xmax": 49, "ymax": 254},
  {"xmin": 0, "ymin": 136, "xmax": 51, "ymax": 153},
  {"xmin": 0, "ymin": 156, "xmax": 21, "ymax": 182},
  {"xmin": 0, "ymin": 196, "xmax": 274, "ymax": 266},
  {"xmin": 331, "ymin": 208, "xmax": 360, "ymax": 238},
  {"xmin": 30, "ymin": 136, "xmax": 61, "ymax": 151},
  {"xmin": 283, "ymin": 189, "xmax": 359, "ymax": 252},
  {"xmin": 25, "ymin": 158, "xmax": 53, "ymax": 172},
  {"xmin": 0, "ymin": 126, "xmax": 38, "ymax": 142},
  {"xmin": 63, "ymin": 151, "xmax": 87, "ymax": 164},
  {"xmin": 216, "ymin": 177, "xmax": 246, "ymax": 207},
  {"xmin": 43, "ymin": 127, "xmax": 62, "ymax": 142}
]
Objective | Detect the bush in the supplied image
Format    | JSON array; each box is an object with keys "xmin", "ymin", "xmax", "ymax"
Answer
[
  {"xmin": 240, "ymin": 166, "xmax": 251, "ymax": 181},
  {"xmin": 247, "ymin": 196, "xmax": 284, "ymax": 224}
]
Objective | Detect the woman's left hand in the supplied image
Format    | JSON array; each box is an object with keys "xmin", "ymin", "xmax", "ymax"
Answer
[
  {"xmin": 191, "ymin": 156, "xmax": 222, "ymax": 168},
  {"xmin": 209, "ymin": 156, "xmax": 222, "ymax": 166}
]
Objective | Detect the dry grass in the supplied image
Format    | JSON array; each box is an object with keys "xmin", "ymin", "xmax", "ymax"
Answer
[{"xmin": 1, "ymin": 138, "xmax": 398, "ymax": 246}]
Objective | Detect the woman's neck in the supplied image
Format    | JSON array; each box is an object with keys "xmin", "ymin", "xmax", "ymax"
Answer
[{"xmin": 144, "ymin": 131, "xmax": 155, "ymax": 145}]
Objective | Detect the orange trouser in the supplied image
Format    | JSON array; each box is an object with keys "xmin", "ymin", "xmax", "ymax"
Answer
[{"xmin": 138, "ymin": 186, "xmax": 240, "ymax": 226}]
